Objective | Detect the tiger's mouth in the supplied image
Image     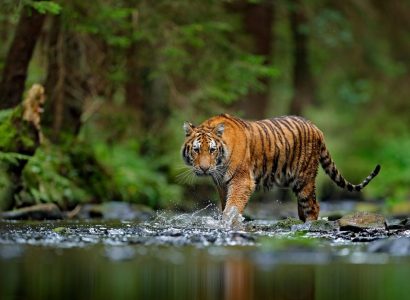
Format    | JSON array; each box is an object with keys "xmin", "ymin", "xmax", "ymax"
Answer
[{"xmin": 194, "ymin": 169, "xmax": 210, "ymax": 176}]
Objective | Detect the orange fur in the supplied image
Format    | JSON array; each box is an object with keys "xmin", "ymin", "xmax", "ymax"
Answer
[{"xmin": 182, "ymin": 114, "xmax": 380, "ymax": 222}]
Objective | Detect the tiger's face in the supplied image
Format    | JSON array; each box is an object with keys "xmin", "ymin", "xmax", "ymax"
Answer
[{"xmin": 181, "ymin": 122, "xmax": 226, "ymax": 176}]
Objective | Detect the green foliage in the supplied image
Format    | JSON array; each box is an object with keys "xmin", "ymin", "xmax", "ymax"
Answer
[
  {"xmin": 199, "ymin": 55, "xmax": 279, "ymax": 104},
  {"xmin": 0, "ymin": 107, "xmax": 38, "ymax": 154},
  {"xmin": 0, "ymin": 152, "xmax": 31, "ymax": 166},
  {"xmin": 21, "ymin": 144, "xmax": 91, "ymax": 207},
  {"xmin": 1, "ymin": 0, "xmax": 410, "ymax": 211},
  {"xmin": 79, "ymin": 106, "xmax": 183, "ymax": 208},
  {"xmin": 371, "ymin": 135, "xmax": 410, "ymax": 204},
  {"xmin": 93, "ymin": 141, "xmax": 182, "ymax": 207},
  {"xmin": 27, "ymin": 1, "xmax": 61, "ymax": 15}
]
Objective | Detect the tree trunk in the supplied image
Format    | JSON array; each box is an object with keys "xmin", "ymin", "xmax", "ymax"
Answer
[
  {"xmin": 289, "ymin": 0, "xmax": 316, "ymax": 115},
  {"xmin": 0, "ymin": 6, "xmax": 46, "ymax": 109},
  {"xmin": 237, "ymin": 0, "xmax": 274, "ymax": 120},
  {"xmin": 44, "ymin": 16, "xmax": 86, "ymax": 143},
  {"xmin": 125, "ymin": 42, "xmax": 144, "ymax": 111}
]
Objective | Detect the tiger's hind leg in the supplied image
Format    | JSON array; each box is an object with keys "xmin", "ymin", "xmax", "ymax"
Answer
[{"xmin": 292, "ymin": 181, "xmax": 320, "ymax": 222}]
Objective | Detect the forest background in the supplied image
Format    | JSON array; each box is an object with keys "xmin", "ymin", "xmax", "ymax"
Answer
[{"xmin": 0, "ymin": 0, "xmax": 409, "ymax": 214}]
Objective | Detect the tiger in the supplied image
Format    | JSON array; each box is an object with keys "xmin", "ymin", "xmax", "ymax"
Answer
[{"xmin": 181, "ymin": 114, "xmax": 381, "ymax": 222}]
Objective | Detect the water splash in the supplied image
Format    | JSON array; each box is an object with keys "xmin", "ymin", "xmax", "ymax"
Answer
[
  {"xmin": 221, "ymin": 206, "xmax": 245, "ymax": 230},
  {"xmin": 149, "ymin": 204, "xmax": 221, "ymax": 228}
]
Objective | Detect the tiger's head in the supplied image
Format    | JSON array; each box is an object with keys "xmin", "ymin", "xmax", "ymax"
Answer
[{"xmin": 181, "ymin": 121, "xmax": 227, "ymax": 176}]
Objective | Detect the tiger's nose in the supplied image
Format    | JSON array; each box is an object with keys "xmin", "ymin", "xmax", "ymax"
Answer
[{"xmin": 200, "ymin": 166, "xmax": 209, "ymax": 173}]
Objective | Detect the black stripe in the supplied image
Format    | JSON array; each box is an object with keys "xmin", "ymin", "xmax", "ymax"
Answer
[
  {"xmin": 274, "ymin": 121, "xmax": 290, "ymax": 166},
  {"xmin": 295, "ymin": 119, "xmax": 308, "ymax": 175},
  {"xmin": 291, "ymin": 120, "xmax": 303, "ymax": 171},
  {"xmin": 282, "ymin": 119, "xmax": 300, "ymax": 174},
  {"xmin": 263, "ymin": 174, "xmax": 270, "ymax": 189},
  {"xmin": 270, "ymin": 145, "xmax": 280, "ymax": 181},
  {"xmin": 225, "ymin": 175, "xmax": 234, "ymax": 186},
  {"xmin": 330, "ymin": 167, "xmax": 337, "ymax": 181},
  {"xmin": 255, "ymin": 124, "xmax": 267, "ymax": 180},
  {"xmin": 229, "ymin": 116, "xmax": 248, "ymax": 130},
  {"xmin": 227, "ymin": 116, "xmax": 245, "ymax": 130},
  {"xmin": 270, "ymin": 119, "xmax": 285, "ymax": 146},
  {"xmin": 321, "ymin": 157, "xmax": 332, "ymax": 169},
  {"xmin": 249, "ymin": 125, "xmax": 255, "ymax": 161},
  {"xmin": 298, "ymin": 197, "xmax": 310, "ymax": 207},
  {"xmin": 259, "ymin": 122, "xmax": 272, "ymax": 149},
  {"xmin": 292, "ymin": 182, "xmax": 304, "ymax": 194},
  {"xmin": 253, "ymin": 160, "xmax": 258, "ymax": 179},
  {"xmin": 279, "ymin": 120, "xmax": 294, "ymax": 177},
  {"xmin": 300, "ymin": 123, "xmax": 313, "ymax": 173}
]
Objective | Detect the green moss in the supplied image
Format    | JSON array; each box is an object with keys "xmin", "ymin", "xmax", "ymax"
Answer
[
  {"xmin": 308, "ymin": 219, "xmax": 337, "ymax": 232},
  {"xmin": 272, "ymin": 217, "xmax": 304, "ymax": 230},
  {"xmin": 0, "ymin": 163, "xmax": 14, "ymax": 211},
  {"xmin": 0, "ymin": 107, "xmax": 38, "ymax": 154}
]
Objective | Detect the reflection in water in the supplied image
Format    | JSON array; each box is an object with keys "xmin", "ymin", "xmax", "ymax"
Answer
[
  {"xmin": 1, "ymin": 215, "xmax": 410, "ymax": 300},
  {"xmin": 1, "ymin": 245, "xmax": 410, "ymax": 300},
  {"xmin": 224, "ymin": 258, "xmax": 253, "ymax": 300}
]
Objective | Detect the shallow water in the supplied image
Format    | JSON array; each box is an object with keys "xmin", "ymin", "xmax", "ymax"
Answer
[{"xmin": 1, "ymin": 208, "xmax": 410, "ymax": 300}]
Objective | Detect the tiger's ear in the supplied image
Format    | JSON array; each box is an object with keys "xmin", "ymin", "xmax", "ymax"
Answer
[
  {"xmin": 183, "ymin": 122, "xmax": 195, "ymax": 136},
  {"xmin": 214, "ymin": 123, "xmax": 225, "ymax": 137}
]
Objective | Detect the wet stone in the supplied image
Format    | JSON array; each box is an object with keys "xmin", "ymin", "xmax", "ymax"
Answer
[
  {"xmin": 247, "ymin": 218, "xmax": 303, "ymax": 232},
  {"xmin": 327, "ymin": 214, "xmax": 343, "ymax": 221},
  {"xmin": 338, "ymin": 211, "xmax": 387, "ymax": 232},
  {"xmin": 386, "ymin": 218, "xmax": 410, "ymax": 230},
  {"xmin": 309, "ymin": 219, "xmax": 337, "ymax": 232},
  {"xmin": 335, "ymin": 228, "xmax": 388, "ymax": 242},
  {"xmin": 368, "ymin": 237, "xmax": 410, "ymax": 256}
]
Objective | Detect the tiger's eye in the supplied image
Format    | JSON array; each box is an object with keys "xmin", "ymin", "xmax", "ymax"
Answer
[{"xmin": 209, "ymin": 147, "xmax": 216, "ymax": 153}]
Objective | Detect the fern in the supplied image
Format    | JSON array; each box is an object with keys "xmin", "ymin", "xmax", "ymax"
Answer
[{"xmin": 0, "ymin": 151, "xmax": 31, "ymax": 166}]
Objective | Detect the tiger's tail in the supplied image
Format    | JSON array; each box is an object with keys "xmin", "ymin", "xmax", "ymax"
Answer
[{"xmin": 319, "ymin": 144, "xmax": 381, "ymax": 192}]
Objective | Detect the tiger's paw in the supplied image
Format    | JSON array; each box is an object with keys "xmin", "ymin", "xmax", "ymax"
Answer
[{"xmin": 222, "ymin": 206, "xmax": 244, "ymax": 230}]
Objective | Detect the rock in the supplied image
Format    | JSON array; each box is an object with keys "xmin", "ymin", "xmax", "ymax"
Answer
[
  {"xmin": 368, "ymin": 237, "xmax": 410, "ymax": 256},
  {"xmin": 338, "ymin": 211, "xmax": 387, "ymax": 232},
  {"xmin": 0, "ymin": 203, "xmax": 62, "ymax": 220},
  {"xmin": 327, "ymin": 214, "xmax": 343, "ymax": 221},
  {"xmin": 273, "ymin": 218, "xmax": 303, "ymax": 230},
  {"xmin": 308, "ymin": 219, "xmax": 338, "ymax": 232},
  {"xmin": 245, "ymin": 218, "xmax": 303, "ymax": 232},
  {"xmin": 290, "ymin": 219, "xmax": 337, "ymax": 233},
  {"xmin": 386, "ymin": 218, "xmax": 410, "ymax": 230},
  {"xmin": 400, "ymin": 218, "xmax": 410, "ymax": 229}
]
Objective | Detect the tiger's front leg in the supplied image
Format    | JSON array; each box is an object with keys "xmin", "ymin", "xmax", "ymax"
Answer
[
  {"xmin": 222, "ymin": 173, "xmax": 255, "ymax": 221},
  {"xmin": 215, "ymin": 185, "xmax": 227, "ymax": 211}
]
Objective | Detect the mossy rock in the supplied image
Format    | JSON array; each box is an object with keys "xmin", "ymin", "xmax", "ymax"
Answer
[
  {"xmin": 338, "ymin": 211, "xmax": 387, "ymax": 231},
  {"xmin": 0, "ymin": 107, "xmax": 38, "ymax": 155},
  {"xmin": 308, "ymin": 219, "xmax": 338, "ymax": 232},
  {"xmin": 273, "ymin": 217, "xmax": 304, "ymax": 230},
  {"xmin": 246, "ymin": 218, "xmax": 303, "ymax": 232}
]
